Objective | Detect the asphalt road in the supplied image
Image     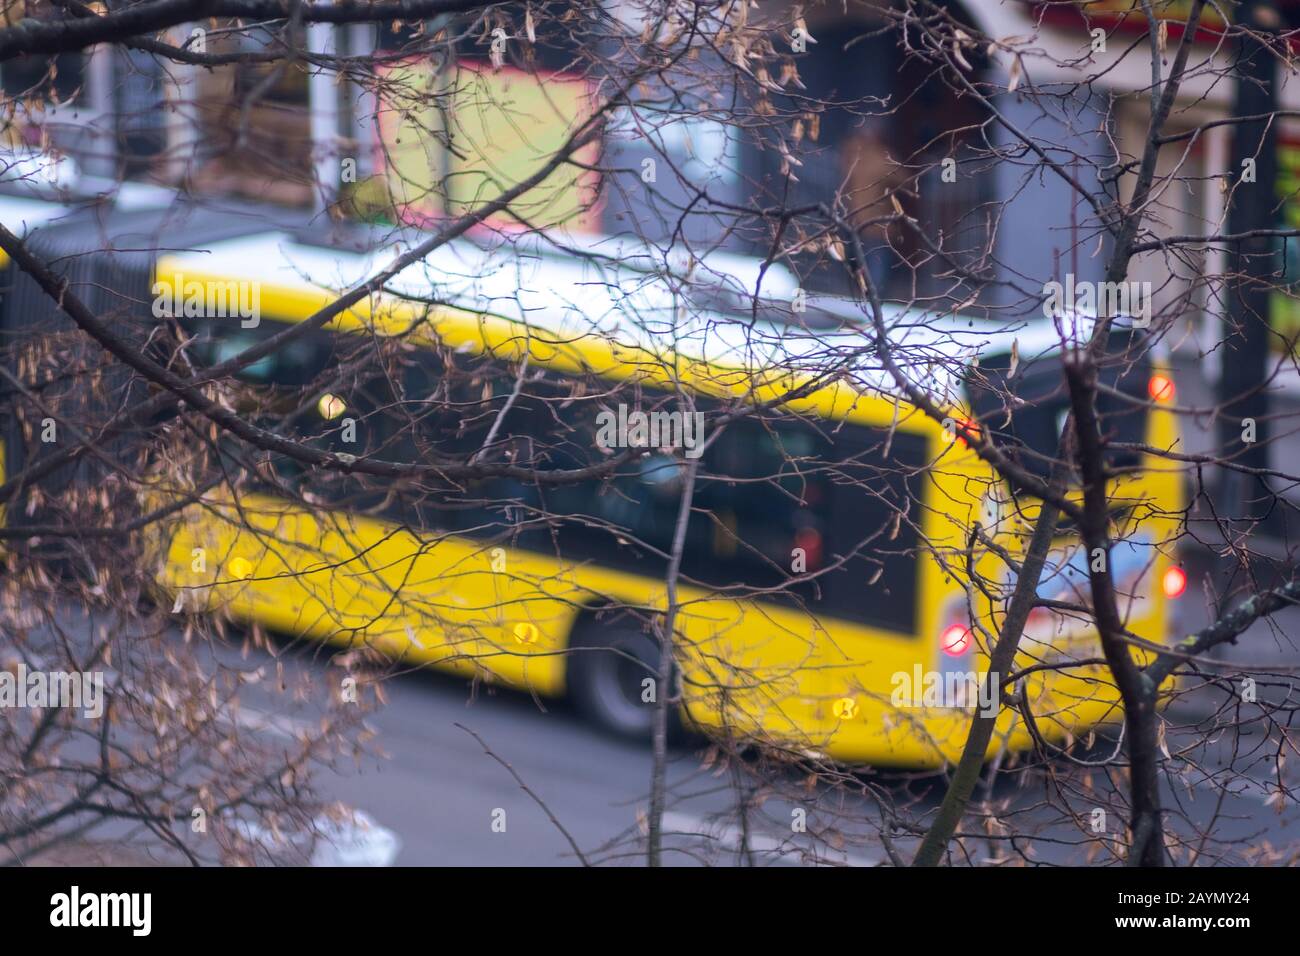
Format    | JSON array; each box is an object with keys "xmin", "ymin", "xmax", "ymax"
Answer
[
  {"xmin": 308, "ymin": 664, "xmax": 672, "ymax": 866},
  {"xmin": 218, "ymin": 628, "xmax": 1300, "ymax": 866},
  {"xmin": 229, "ymin": 644, "xmax": 862, "ymax": 867},
  {"xmin": 15, "ymin": 597, "xmax": 1300, "ymax": 866}
]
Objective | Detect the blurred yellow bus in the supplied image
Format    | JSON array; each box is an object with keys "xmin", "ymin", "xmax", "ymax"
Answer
[{"xmin": 148, "ymin": 231, "xmax": 1184, "ymax": 767}]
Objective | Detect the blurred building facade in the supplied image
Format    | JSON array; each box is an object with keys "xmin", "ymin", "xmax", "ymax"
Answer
[{"xmin": 3, "ymin": 0, "xmax": 1300, "ymax": 353}]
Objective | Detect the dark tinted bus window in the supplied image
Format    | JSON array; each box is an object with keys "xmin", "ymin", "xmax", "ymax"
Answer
[
  {"xmin": 179, "ymin": 316, "xmax": 400, "ymax": 510},
  {"xmin": 820, "ymin": 427, "xmax": 925, "ymax": 632},
  {"xmin": 392, "ymin": 348, "xmax": 925, "ymax": 634},
  {"xmin": 966, "ymin": 331, "xmax": 1150, "ymax": 479}
]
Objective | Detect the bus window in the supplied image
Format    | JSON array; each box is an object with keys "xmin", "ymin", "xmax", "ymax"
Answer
[
  {"xmin": 302, "ymin": 341, "xmax": 925, "ymax": 633},
  {"xmin": 967, "ymin": 332, "xmax": 1151, "ymax": 479},
  {"xmin": 182, "ymin": 319, "xmax": 330, "ymax": 390},
  {"xmin": 820, "ymin": 427, "xmax": 926, "ymax": 634},
  {"xmin": 181, "ymin": 318, "xmax": 399, "ymax": 507},
  {"xmin": 688, "ymin": 417, "xmax": 834, "ymax": 595}
]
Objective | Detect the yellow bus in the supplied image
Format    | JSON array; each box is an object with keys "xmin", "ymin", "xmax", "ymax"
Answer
[{"xmin": 148, "ymin": 231, "xmax": 1185, "ymax": 767}]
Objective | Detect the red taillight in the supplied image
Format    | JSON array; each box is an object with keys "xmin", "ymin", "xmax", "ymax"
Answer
[
  {"xmin": 1148, "ymin": 374, "xmax": 1175, "ymax": 403},
  {"xmin": 941, "ymin": 624, "xmax": 972, "ymax": 656},
  {"xmin": 955, "ymin": 417, "xmax": 980, "ymax": 448},
  {"xmin": 793, "ymin": 527, "xmax": 823, "ymax": 571},
  {"xmin": 1162, "ymin": 566, "xmax": 1187, "ymax": 598}
]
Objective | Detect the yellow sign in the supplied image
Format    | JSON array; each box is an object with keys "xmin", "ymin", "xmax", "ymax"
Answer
[{"xmin": 377, "ymin": 60, "xmax": 601, "ymax": 233}]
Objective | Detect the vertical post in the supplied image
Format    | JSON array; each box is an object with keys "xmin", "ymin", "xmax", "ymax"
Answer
[
  {"xmin": 85, "ymin": 44, "xmax": 116, "ymax": 179},
  {"xmin": 1203, "ymin": 122, "xmax": 1230, "ymax": 381},
  {"xmin": 309, "ymin": 20, "xmax": 340, "ymax": 214},
  {"xmin": 1217, "ymin": 0, "xmax": 1279, "ymax": 521},
  {"xmin": 348, "ymin": 23, "xmax": 377, "ymax": 181},
  {"xmin": 162, "ymin": 25, "xmax": 200, "ymax": 186}
]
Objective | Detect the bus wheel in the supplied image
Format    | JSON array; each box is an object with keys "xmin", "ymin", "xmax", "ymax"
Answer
[{"xmin": 567, "ymin": 616, "xmax": 673, "ymax": 741}]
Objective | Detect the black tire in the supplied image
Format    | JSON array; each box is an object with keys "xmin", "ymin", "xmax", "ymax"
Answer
[{"xmin": 567, "ymin": 614, "xmax": 680, "ymax": 742}]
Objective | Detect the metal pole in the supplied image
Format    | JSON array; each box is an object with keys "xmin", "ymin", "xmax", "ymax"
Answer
[
  {"xmin": 1218, "ymin": 0, "xmax": 1279, "ymax": 522},
  {"xmin": 309, "ymin": 20, "xmax": 340, "ymax": 215}
]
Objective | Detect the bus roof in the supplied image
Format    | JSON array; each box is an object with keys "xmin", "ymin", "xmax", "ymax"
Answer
[{"xmin": 155, "ymin": 230, "xmax": 1134, "ymax": 421}]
